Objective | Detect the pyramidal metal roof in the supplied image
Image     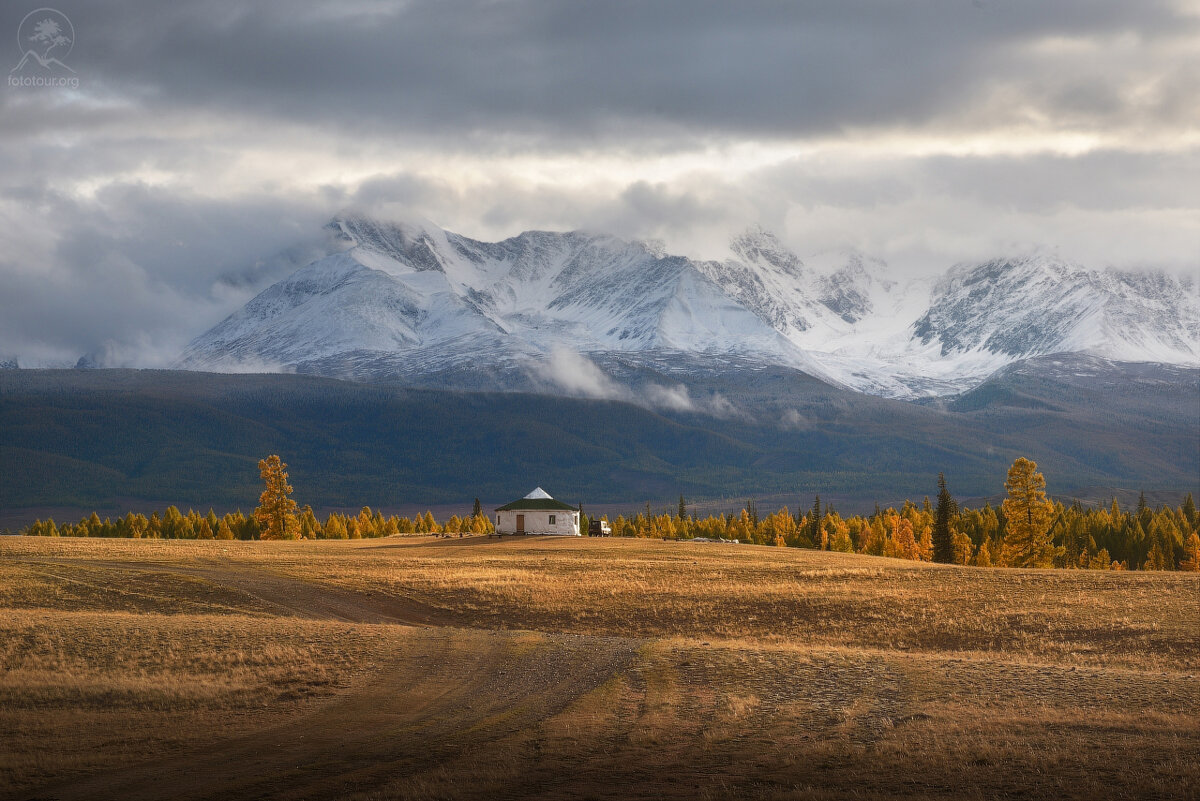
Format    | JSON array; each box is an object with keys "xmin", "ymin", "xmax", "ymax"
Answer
[{"xmin": 495, "ymin": 488, "xmax": 575, "ymax": 512}]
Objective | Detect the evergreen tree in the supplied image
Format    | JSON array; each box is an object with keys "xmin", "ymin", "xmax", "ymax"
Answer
[
  {"xmin": 1136, "ymin": 490, "xmax": 1148, "ymax": 520},
  {"xmin": 1000, "ymin": 457, "xmax": 1058, "ymax": 568},
  {"xmin": 678, "ymin": 494, "xmax": 687, "ymax": 521},
  {"xmin": 254, "ymin": 454, "xmax": 297, "ymax": 540},
  {"xmin": 472, "ymin": 498, "xmax": 483, "ymax": 520},
  {"xmin": 747, "ymin": 499, "xmax": 758, "ymax": 528},
  {"xmin": 932, "ymin": 473, "xmax": 956, "ymax": 564},
  {"xmin": 810, "ymin": 495, "xmax": 822, "ymax": 549},
  {"xmin": 1182, "ymin": 493, "xmax": 1197, "ymax": 530}
]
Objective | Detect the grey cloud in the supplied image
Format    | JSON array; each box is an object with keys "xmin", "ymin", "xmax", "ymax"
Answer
[
  {"xmin": 2, "ymin": 0, "xmax": 1195, "ymax": 147},
  {"xmin": 0, "ymin": 185, "xmax": 330, "ymax": 365},
  {"xmin": 1, "ymin": 0, "xmax": 1196, "ymax": 367}
]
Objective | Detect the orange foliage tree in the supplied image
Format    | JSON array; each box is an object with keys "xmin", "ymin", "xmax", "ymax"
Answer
[{"xmin": 254, "ymin": 454, "xmax": 298, "ymax": 540}]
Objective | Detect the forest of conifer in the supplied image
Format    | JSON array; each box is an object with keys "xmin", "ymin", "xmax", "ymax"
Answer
[{"xmin": 17, "ymin": 458, "xmax": 1200, "ymax": 573}]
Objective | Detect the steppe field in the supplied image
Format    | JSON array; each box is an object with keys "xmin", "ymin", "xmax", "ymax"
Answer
[{"xmin": 1, "ymin": 535, "xmax": 1197, "ymax": 801}]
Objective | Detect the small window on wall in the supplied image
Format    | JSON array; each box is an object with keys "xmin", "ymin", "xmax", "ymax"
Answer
[
  {"xmin": 496, "ymin": 515, "xmax": 500, "ymax": 524},
  {"xmin": 549, "ymin": 515, "xmax": 556, "ymax": 524}
]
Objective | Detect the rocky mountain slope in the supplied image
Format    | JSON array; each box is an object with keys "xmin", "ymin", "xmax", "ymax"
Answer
[{"xmin": 176, "ymin": 214, "xmax": 1200, "ymax": 399}]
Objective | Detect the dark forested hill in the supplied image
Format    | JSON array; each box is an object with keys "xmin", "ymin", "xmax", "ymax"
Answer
[{"xmin": 1, "ymin": 356, "xmax": 1196, "ymax": 514}]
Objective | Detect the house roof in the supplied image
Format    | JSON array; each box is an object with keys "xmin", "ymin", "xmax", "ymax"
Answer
[{"xmin": 495, "ymin": 487, "xmax": 576, "ymax": 512}]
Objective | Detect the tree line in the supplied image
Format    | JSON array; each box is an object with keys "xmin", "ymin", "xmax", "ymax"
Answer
[
  {"xmin": 16, "ymin": 455, "xmax": 1200, "ymax": 571},
  {"xmin": 621, "ymin": 459, "xmax": 1198, "ymax": 571},
  {"xmin": 22, "ymin": 457, "xmax": 494, "ymax": 540},
  {"xmin": 19, "ymin": 504, "xmax": 495, "ymax": 541}
]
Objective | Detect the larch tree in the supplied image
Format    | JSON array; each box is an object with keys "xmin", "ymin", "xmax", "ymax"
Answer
[
  {"xmin": 254, "ymin": 454, "xmax": 298, "ymax": 540},
  {"xmin": 1000, "ymin": 457, "xmax": 1058, "ymax": 568},
  {"xmin": 884, "ymin": 513, "xmax": 920, "ymax": 561},
  {"xmin": 932, "ymin": 472, "xmax": 956, "ymax": 564},
  {"xmin": 1180, "ymin": 532, "xmax": 1200, "ymax": 571}
]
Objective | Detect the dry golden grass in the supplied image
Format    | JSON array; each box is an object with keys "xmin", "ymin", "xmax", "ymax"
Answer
[{"xmin": 1, "ymin": 535, "xmax": 1197, "ymax": 800}]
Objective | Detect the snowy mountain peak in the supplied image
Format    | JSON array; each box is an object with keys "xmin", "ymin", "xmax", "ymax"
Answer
[
  {"xmin": 178, "ymin": 214, "xmax": 1200, "ymax": 401},
  {"xmin": 812, "ymin": 250, "xmax": 896, "ymax": 325},
  {"xmin": 729, "ymin": 226, "xmax": 804, "ymax": 277},
  {"xmin": 912, "ymin": 255, "xmax": 1200, "ymax": 364},
  {"xmin": 329, "ymin": 212, "xmax": 458, "ymax": 273}
]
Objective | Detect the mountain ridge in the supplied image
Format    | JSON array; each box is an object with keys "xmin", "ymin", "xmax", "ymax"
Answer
[{"xmin": 175, "ymin": 213, "xmax": 1200, "ymax": 400}]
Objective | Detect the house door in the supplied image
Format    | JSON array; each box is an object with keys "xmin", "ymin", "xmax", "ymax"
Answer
[{"xmin": 516, "ymin": 514, "xmax": 525, "ymax": 533}]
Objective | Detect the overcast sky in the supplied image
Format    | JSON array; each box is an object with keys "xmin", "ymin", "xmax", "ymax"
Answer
[{"xmin": 1, "ymin": 0, "xmax": 1197, "ymax": 365}]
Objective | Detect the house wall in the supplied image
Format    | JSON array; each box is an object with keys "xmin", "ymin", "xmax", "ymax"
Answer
[{"xmin": 495, "ymin": 509, "xmax": 580, "ymax": 535}]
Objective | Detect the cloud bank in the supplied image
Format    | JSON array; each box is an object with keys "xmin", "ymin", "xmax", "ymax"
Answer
[{"xmin": 1, "ymin": 0, "xmax": 1196, "ymax": 365}]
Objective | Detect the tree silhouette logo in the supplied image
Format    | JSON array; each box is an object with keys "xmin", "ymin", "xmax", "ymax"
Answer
[{"xmin": 11, "ymin": 8, "xmax": 75, "ymax": 75}]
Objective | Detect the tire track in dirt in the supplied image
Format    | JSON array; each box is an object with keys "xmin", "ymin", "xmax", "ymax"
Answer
[
  {"xmin": 20, "ymin": 557, "xmax": 450, "ymax": 627},
  {"xmin": 27, "ymin": 630, "xmax": 639, "ymax": 801},
  {"xmin": 15, "ymin": 558, "xmax": 643, "ymax": 801}
]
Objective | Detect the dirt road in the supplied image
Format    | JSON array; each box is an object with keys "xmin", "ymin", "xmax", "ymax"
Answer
[{"xmin": 12, "ymin": 556, "xmax": 643, "ymax": 801}]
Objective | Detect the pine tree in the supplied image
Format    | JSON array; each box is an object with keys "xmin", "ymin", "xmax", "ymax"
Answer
[
  {"xmin": 1000, "ymin": 457, "xmax": 1058, "ymax": 568},
  {"xmin": 472, "ymin": 498, "xmax": 483, "ymax": 520},
  {"xmin": 1182, "ymin": 493, "xmax": 1197, "ymax": 530},
  {"xmin": 254, "ymin": 454, "xmax": 298, "ymax": 540},
  {"xmin": 810, "ymin": 495, "xmax": 822, "ymax": 549},
  {"xmin": 678, "ymin": 494, "xmax": 687, "ymax": 521},
  {"xmin": 932, "ymin": 473, "xmax": 956, "ymax": 564}
]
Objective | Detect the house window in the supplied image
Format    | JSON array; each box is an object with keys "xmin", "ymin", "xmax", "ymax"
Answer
[
  {"xmin": 496, "ymin": 514, "xmax": 500, "ymax": 524},
  {"xmin": 549, "ymin": 515, "xmax": 556, "ymax": 524}
]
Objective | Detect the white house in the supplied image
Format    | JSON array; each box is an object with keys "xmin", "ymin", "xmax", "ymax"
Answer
[{"xmin": 494, "ymin": 487, "xmax": 580, "ymax": 536}]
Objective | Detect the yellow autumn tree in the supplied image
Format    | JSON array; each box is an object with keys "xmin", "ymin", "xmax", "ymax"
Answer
[
  {"xmin": 884, "ymin": 514, "xmax": 920, "ymax": 561},
  {"xmin": 1180, "ymin": 532, "xmax": 1200, "ymax": 572},
  {"xmin": 972, "ymin": 538, "xmax": 994, "ymax": 567},
  {"xmin": 952, "ymin": 531, "xmax": 974, "ymax": 565},
  {"xmin": 828, "ymin": 518, "xmax": 854, "ymax": 553},
  {"xmin": 1000, "ymin": 457, "xmax": 1059, "ymax": 568},
  {"xmin": 254, "ymin": 454, "xmax": 298, "ymax": 540},
  {"xmin": 860, "ymin": 516, "xmax": 887, "ymax": 556}
]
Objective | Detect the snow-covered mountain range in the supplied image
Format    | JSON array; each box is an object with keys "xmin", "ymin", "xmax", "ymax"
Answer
[{"xmin": 176, "ymin": 214, "xmax": 1200, "ymax": 400}]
